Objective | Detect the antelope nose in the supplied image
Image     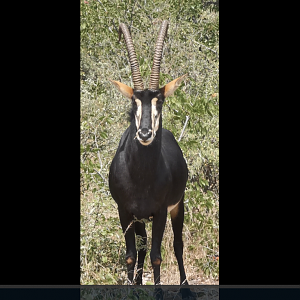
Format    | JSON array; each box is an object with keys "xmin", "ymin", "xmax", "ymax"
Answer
[{"xmin": 138, "ymin": 128, "xmax": 152, "ymax": 141}]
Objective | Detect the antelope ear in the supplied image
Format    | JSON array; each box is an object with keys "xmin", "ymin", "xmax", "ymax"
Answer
[
  {"xmin": 109, "ymin": 79, "xmax": 134, "ymax": 99},
  {"xmin": 159, "ymin": 74, "xmax": 187, "ymax": 98}
]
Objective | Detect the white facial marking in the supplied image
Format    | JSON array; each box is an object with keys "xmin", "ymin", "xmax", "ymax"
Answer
[
  {"xmin": 135, "ymin": 98, "xmax": 160, "ymax": 146},
  {"xmin": 139, "ymin": 139, "xmax": 152, "ymax": 146},
  {"xmin": 135, "ymin": 99, "xmax": 142, "ymax": 130},
  {"xmin": 151, "ymin": 98, "xmax": 160, "ymax": 137}
]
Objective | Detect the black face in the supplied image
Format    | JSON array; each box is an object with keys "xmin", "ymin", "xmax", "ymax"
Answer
[{"xmin": 131, "ymin": 89, "xmax": 164, "ymax": 146}]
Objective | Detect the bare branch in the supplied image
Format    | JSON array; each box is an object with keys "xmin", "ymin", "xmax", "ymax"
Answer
[
  {"xmin": 93, "ymin": 168, "xmax": 106, "ymax": 182},
  {"xmin": 94, "ymin": 130, "xmax": 106, "ymax": 183},
  {"xmin": 178, "ymin": 116, "xmax": 189, "ymax": 142},
  {"xmin": 195, "ymin": 40, "xmax": 219, "ymax": 57},
  {"xmin": 97, "ymin": 0, "xmax": 107, "ymax": 13},
  {"xmin": 124, "ymin": 220, "xmax": 134, "ymax": 236}
]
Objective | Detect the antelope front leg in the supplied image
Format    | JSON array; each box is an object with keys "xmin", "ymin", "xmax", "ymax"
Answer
[
  {"xmin": 118, "ymin": 207, "xmax": 136, "ymax": 284},
  {"xmin": 150, "ymin": 209, "xmax": 167, "ymax": 285},
  {"xmin": 134, "ymin": 221, "xmax": 147, "ymax": 285}
]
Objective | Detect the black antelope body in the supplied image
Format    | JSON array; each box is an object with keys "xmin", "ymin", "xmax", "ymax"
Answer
[{"xmin": 109, "ymin": 21, "xmax": 194, "ymax": 298}]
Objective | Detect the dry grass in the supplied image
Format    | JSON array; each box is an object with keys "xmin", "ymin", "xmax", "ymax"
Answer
[
  {"xmin": 81, "ymin": 182, "xmax": 219, "ymax": 284},
  {"xmin": 81, "ymin": 189, "xmax": 218, "ymax": 285}
]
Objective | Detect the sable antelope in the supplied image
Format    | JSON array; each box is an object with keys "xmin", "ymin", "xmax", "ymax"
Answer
[{"xmin": 109, "ymin": 21, "xmax": 194, "ymax": 298}]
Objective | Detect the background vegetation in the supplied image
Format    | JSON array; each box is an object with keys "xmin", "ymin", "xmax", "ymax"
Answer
[{"xmin": 80, "ymin": 0, "xmax": 219, "ymax": 286}]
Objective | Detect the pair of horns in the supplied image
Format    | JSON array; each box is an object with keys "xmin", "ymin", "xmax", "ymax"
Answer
[{"xmin": 119, "ymin": 20, "xmax": 169, "ymax": 91}]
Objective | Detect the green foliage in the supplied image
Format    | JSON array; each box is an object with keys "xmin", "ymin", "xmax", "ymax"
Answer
[{"xmin": 81, "ymin": 0, "xmax": 218, "ymax": 284}]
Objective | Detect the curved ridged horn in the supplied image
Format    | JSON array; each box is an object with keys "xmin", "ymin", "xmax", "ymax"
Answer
[
  {"xmin": 119, "ymin": 23, "xmax": 144, "ymax": 91},
  {"xmin": 148, "ymin": 20, "xmax": 169, "ymax": 90}
]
